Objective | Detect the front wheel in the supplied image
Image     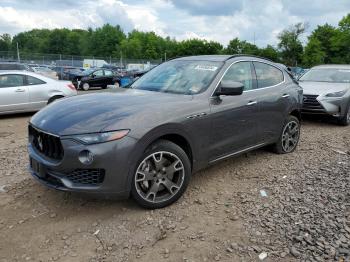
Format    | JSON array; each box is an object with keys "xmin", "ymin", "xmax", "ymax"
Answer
[
  {"xmin": 272, "ymin": 115, "xmax": 300, "ymax": 154},
  {"xmin": 82, "ymin": 82, "xmax": 90, "ymax": 91},
  {"xmin": 131, "ymin": 140, "xmax": 191, "ymax": 209}
]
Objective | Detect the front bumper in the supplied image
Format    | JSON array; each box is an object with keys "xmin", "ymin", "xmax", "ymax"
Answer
[
  {"xmin": 302, "ymin": 94, "xmax": 348, "ymax": 117},
  {"xmin": 28, "ymin": 134, "xmax": 138, "ymax": 198}
]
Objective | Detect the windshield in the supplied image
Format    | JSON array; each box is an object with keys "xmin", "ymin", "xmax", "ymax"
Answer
[
  {"xmin": 131, "ymin": 60, "xmax": 222, "ymax": 94},
  {"xmin": 299, "ymin": 68, "xmax": 350, "ymax": 83}
]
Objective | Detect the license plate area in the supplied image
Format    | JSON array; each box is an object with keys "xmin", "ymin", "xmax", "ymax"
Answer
[{"xmin": 30, "ymin": 157, "xmax": 46, "ymax": 178}]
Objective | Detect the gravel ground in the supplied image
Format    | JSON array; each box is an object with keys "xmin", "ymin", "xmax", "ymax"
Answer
[{"xmin": 0, "ymin": 94, "xmax": 349, "ymax": 262}]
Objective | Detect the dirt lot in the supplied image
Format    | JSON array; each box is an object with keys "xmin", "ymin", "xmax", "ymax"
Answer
[{"xmin": 0, "ymin": 91, "xmax": 349, "ymax": 262}]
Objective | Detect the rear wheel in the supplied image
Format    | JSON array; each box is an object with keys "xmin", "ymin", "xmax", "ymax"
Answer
[
  {"xmin": 338, "ymin": 102, "xmax": 350, "ymax": 126},
  {"xmin": 272, "ymin": 115, "xmax": 300, "ymax": 154},
  {"xmin": 131, "ymin": 140, "xmax": 191, "ymax": 209}
]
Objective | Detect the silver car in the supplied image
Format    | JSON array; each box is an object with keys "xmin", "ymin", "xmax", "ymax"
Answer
[
  {"xmin": 0, "ymin": 71, "xmax": 77, "ymax": 115},
  {"xmin": 299, "ymin": 65, "xmax": 350, "ymax": 126}
]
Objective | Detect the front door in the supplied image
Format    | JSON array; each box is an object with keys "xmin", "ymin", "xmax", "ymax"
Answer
[
  {"xmin": 90, "ymin": 70, "xmax": 104, "ymax": 87},
  {"xmin": 0, "ymin": 74, "xmax": 29, "ymax": 113},
  {"xmin": 209, "ymin": 61, "xmax": 259, "ymax": 161}
]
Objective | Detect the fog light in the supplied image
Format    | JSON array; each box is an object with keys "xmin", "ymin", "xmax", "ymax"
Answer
[{"xmin": 78, "ymin": 150, "xmax": 94, "ymax": 165}]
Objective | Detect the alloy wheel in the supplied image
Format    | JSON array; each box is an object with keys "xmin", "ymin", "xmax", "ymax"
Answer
[
  {"xmin": 134, "ymin": 151, "xmax": 185, "ymax": 204},
  {"xmin": 281, "ymin": 120, "xmax": 299, "ymax": 153}
]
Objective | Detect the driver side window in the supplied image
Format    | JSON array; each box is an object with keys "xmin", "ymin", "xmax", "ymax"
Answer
[
  {"xmin": 222, "ymin": 62, "xmax": 254, "ymax": 91},
  {"xmin": 93, "ymin": 70, "xmax": 104, "ymax": 77}
]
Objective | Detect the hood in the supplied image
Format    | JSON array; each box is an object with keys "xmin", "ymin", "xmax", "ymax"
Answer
[
  {"xmin": 299, "ymin": 81, "xmax": 350, "ymax": 95},
  {"xmin": 30, "ymin": 89, "xmax": 193, "ymax": 136}
]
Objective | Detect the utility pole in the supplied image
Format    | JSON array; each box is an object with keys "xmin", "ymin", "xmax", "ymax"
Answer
[
  {"xmin": 16, "ymin": 42, "xmax": 20, "ymax": 62},
  {"xmin": 253, "ymin": 32, "xmax": 256, "ymax": 46},
  {"xmin": 120, "ymin": 51, "xmax": 123, "ymax": 68}
]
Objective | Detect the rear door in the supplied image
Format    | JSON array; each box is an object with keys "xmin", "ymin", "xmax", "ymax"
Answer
[
  {"xmin": 25, "ymin": 75, "xmax": 48, "ymax": 110},
  {"xmin": 209, "ymin": 61, "xmax": 259, "ymax": 161},
  {"xmin": 0, "ymin": 74, "xmax": 29, "ymax": 113},
  {"xmin": 252, "ymin": 62, "xmax": 288, "ymax": 143},
  {"xmin": 104, "ymin": 70, "xmax": 115, "ymax": 85}
]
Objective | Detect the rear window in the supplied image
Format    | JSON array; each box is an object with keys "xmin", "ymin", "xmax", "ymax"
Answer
[
  {"xmin": 27, "ymin": 76, "xmax": 46, "ymax": 85},
  {"xmin": 253, "ymin": 62, "xmax": 284, "ymax": 88}
]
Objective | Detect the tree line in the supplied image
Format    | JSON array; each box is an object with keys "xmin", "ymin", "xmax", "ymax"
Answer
[{"xmin": 0, "ymin": 13, "xmax": 349, "ymax": 67}]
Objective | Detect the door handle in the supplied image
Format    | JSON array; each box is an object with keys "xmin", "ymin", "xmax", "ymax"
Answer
[
  {"xmin": 247, "ymin": 101, "xmax": 257, "ymax": 106},
  {"xmin": 282, "ymin": 94, "xmax": 290, "ymax": 98},
  {"xmin": 15, "ymin": 89, "xmax": 25, "ymax": 92}
]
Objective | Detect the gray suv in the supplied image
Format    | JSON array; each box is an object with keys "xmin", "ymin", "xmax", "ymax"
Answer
[{"xmin": 28, "ymin": 55, "xmax": 303, "ymax": 209}]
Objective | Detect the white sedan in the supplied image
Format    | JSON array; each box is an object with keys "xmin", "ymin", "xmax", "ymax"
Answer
[{"xmin": 0, "ymin": 71, "xmax": 77, "ymax": 115}]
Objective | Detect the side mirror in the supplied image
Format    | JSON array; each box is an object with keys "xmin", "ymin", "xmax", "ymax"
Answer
[{"xmin": 216, "ymin": 81, "xmax": 244, "ymax": 96}]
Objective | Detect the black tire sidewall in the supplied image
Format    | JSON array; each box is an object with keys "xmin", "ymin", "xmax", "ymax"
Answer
[
  {"xmin": 131, "ymin": 140, "xmax": 191, "ymax": 209},
  {"xmin": 338, "ymin": 100, "xmax": 350, "ymax": 126}
]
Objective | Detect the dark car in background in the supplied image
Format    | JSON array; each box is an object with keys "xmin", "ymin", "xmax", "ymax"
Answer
[
  {"xmin": 28, "ymin": 55, "xmax": 302, "ymax": 209},
  {"xmin": 0, "ymin": 62, "xmax": 32, "ymax": 71},
  {"xmin": 73, "ymin": 68, "xmax": 119, "ymax": 90},
  {"xmin": 52, "ymin": 66, "xmax": 77, "ymax": 80}
]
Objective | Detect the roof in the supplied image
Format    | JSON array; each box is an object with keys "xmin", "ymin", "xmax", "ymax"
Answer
[
  {"xmin": 0, "ymin": 70, "xmax": 56, "ymax": 81},
  {"xmin": 173, "ymin": 54, "xmax": 274, "ymax": 62},
  {"xmin": 313, "ymin": 64, "xmax": 350, "ymax": 69}
]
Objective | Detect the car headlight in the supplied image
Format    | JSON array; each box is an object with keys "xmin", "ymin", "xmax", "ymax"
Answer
[
  {"xmin": 70, "ymin": 130, "xmax": 130, "ymax": 144},
  {"xmin": 325, "ymin": 90, "xmax": 347, "ymax": 97}
]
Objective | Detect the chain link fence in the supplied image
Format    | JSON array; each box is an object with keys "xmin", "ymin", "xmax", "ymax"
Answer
[{"xmin": 0, "ymin": 51, "xmax": 162, "ymax": 68}]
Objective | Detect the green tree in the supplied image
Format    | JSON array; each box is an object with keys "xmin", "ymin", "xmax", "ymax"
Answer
[
  {"xmin": 0, "ymin": 34, "xmax": 12, "ymax": 51},
  {"xmin": 277, "ymin": 22, "xmax": 306, "ymax": 66},
  {"xmin": 303, "ymin": 37, "xmax": 325, "ymax": 66}
]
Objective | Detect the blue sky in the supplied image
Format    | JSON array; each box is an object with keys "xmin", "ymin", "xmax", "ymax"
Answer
[{"xmin": 0, "ymin": 0, "xmax": 349, "ymax": 47}]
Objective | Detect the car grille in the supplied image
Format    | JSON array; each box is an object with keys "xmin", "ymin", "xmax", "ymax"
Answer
[
  {"xmin": 29, "ymin": 125, "xmax": 64, "ymax": 161},
  {"xmin": 302, "ymin": 95, "xmax": 324, "ymax": 111},
  {"xmin": 66, "ymin": 169, "xmax": 105, "ymax": 185}
]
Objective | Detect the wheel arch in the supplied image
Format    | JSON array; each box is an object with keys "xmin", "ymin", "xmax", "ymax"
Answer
[
  {"xmin": 125, "ymin": 124, "xmax": 196, "ymax": 193},
  {"xmin": 48, "ymin": 95, "xmax": 64, "ymax": 104},
  {"xmin": 289, "ymin": 108, "xmax": 301, "ymax": 121}
]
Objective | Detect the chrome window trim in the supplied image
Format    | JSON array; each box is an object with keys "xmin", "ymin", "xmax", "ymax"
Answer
[{"xmin": 210, "ymin": 59, "xmax": 286, "ymax": 97}]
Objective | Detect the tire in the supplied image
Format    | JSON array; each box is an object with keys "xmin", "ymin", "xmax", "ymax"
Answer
[
  {"xmin": 272, "ymin": 115, "xmax": 300, "ymax": 154},
  {"xmin": 101, "ymin": 85, "xmax": 108, "ymax": 89},
  {"xmin": 131, "ymin": 140, "xmax": 191, "ymax": 209},
  {"xmin": 48, "ymin": 95, "xmax": 63, "ymax": 104},
  {"xmin": 337, "ymin": 102, "xmax": 350, "ymax": 126},
  {"xmin": 114, "ymin": 81, "xmax": 120, "ymax": 88},
  {"xmin": 82, "ymin": 82, "xmax": 90, "ymax": 91}
]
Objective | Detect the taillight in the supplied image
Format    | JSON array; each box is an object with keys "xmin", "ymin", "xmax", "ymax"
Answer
[{"xmin": 67, "ymin": 83, "xmax": 76, "ymax": 91}]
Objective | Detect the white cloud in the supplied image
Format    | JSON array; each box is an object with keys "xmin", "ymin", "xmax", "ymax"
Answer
[{"xmin": 0, "ymin": 0, "xmax": 349, "ymax": 47}]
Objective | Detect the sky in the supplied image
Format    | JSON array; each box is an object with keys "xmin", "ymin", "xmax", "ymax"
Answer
[{"xmin": 0, "ymin": 0, "xmax": 349, "ymax": 47}]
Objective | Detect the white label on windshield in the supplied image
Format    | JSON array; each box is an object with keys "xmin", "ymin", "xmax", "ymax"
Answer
[{"xmin": 194, "ymin": 65, "xmax": 218, "ymax": 71}]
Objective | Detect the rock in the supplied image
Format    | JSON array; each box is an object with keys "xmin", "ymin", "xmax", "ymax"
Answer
[{"xmin": 290, "ymin": 247, "xmax": 301, "ymax": 258}]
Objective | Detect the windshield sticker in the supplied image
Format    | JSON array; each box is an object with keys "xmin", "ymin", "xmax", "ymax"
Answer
[{"xmin": 194, "ymin": 65, "xmax": 218, "ymax": 71}]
